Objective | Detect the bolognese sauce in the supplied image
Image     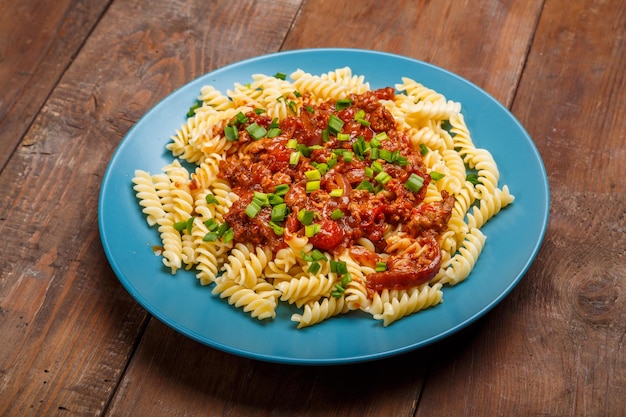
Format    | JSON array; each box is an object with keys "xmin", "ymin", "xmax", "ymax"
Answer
[{"xmin": 218, "ymin": 87, "xmax": 454, "ymax": 292}]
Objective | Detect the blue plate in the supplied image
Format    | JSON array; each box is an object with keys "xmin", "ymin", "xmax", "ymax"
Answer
[{"xmin": 98, "ymin": 49, "xmax": 549, "ymax": 365}]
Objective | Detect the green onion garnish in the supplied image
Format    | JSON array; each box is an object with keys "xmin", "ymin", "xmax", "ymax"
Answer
[
  {"xmin": 267, "ymin": 127, "xmax": 282, "ymax": 138},
  {"xmin": 330, "ymin": 209, "xmax": 344, "ymax": 220},
  {"xmin": 245, "ymin": 201, "xmax": 262, "ymax": 218},
  {"xmin": 404, "ymin": 173, "xmax": 425, "ymax": 192},
  {"xmin": 466, "ymin": 173, "xmax": 480, "ymax": 185},
  {"xmin": 246, "ymin": 123, "xmax": 267, "ymax": 140},
  {"xmin": 254, "ymin": 108, "xmax": 266, "ymax": 115},
  {"xmin": 274, "ymin": 183, "xmax": 290, "ymax": 196},
  {"xmin": 419, "ymin": 143, "xmax": 429, "ymax": 155},
  {"xmin": 375, "ymin": 262, "xmax": 387, "ymax": 272},
  {"xmin": 327, "ymin": 114, "xmax": 344, "ymax": 135},
  {"xmin": 271, "ymin": 203, "xmax": 288, "ymax": 222},
  {"xmin": 430, "ymin": 171, "xmax": 445, "ymax": 180},
  {"xmin": 306, "ymin": 181, "xmax": 320, "ymax": 193},
  {"xmin": 224, "ymin": 125, "xmax": 238, "ymax": 141},
  {"xmin": 337, "ymin": 132, "xmax": 350, "ymax": 141},
  {"xmin": 297, "ymin": 209, "xmax": 315, "ymax": 225},
  {"xmin": 307, "ymin": 261, "xmax": 321, "ymax": 274},
  {"xmin": 274, "ymin": 72, "xmax": 287, "ymax": 80},
  {"xmin": 356, "ymin": 180, "xmax": 375, "ymax": 192},
  {"xmin": 269, "ymin": 221, "xmax": 284, "ymax": 236},
  {"xmin": 335, "ymin": 98, "xmax": 352, "ymax": 110},
  {"xmin": 289, "ymin": 151, "xmax": 301, "ymax": 166},
  {"xmin": 329, "ymin": 188, "xmax": 343, "ymax": 197},
  {"xmin": 305, "ymin": 169, "xmax": 321, "ymax": 181},
  {"xmin": 205, "ymin": 193, "xmax": 220, "ymax": 205},
  {"xmin": 375, "ymin": 171, "xmax": 392, "ymax": 185},
  {"xmin": 305, "ymin": 223, "xmax": 321, "ymax": 237}
]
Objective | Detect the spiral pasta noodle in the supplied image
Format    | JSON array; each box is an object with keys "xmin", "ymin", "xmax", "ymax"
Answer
[{"xmin": 132, "ymin": 68, "xmax": 513, "ymax": 327}]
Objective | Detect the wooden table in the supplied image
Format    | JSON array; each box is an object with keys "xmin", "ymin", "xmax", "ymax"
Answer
[{"xmin": 1, "ymin": 1, "xmax": 624, "ymax": 415}]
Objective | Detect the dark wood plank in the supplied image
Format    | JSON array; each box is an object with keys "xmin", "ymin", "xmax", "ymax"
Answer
[
  {"xmin": 415, "ymin": 0, "xmax": 626, "ymax": 415},
  {"xmin": 0, "ymin": 0, "xmax": 302, "ymax": 415},
  {"xmin": 282, "ymin": 0, "xmax": 544, "ymax": 107},
  {"xmin": 0, "ymin": 0, "xmax": 112, "ymax": 171}
]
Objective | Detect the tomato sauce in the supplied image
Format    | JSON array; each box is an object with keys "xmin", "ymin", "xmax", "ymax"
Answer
[{"xmin": 218, "ymin": 88, "xmax": 454, "ymax": 291}]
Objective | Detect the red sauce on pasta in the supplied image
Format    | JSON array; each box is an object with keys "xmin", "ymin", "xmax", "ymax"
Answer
[{"xmin": 219, "ymin": 88, "xmax": 454, "ymax": 291}]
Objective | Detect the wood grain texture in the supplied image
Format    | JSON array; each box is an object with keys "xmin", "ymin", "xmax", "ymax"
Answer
[
  {"xmin": 283, "ymin": 0, "xmax": 543, "ymax": 106},
  {"xmin": 1, "ymin": 0, "xmax": 624, "ymax": 415},
  {"xmin": 0, "ymin": 0, "xmax": 112, "ymax": 171},
  {"xmin": 414, "ymin": 0, "xmax": 626, "ymax": 416},
  {"xmin": 0, "ymin": 0, "xmax": 302, "ymax": 415}
]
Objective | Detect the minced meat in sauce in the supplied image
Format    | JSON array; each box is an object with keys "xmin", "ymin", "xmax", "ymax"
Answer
[{"xmin": 218, "ymin": 87, "xmax": 454, "ymax": 291}]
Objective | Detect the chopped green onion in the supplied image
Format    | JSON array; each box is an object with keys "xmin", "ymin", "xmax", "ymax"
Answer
[
  {"xmin": 271, "ymin": 203, "xmax": 288, "ymax": 222},
  {"xmin": 306, "ymin": 105, "xmax": 315, "ymax": 113},
  {"xmin": 371, "ymin": 160, "xmax": 383, "ymax": 173},
  {"xmin": 396, "ymin": 155, "xmax": 408, "ymax": 166},
  {"xmin": 404, "ymin": 173, "xmax": 425, "ymax": 192},
  {"xmin": 430, "ymin": 171, "xmax": 445, "ymax": 180},
  {"xmin": 364, "ymin": 166, "xmax": 374, "ymax": 178},
  {"xmin": 301, "ymin": 251, "xmax": 313, "ymax": 262},
  {"xmin": 286, "ymin": 139, "xmax": 298, "ymax": 149},
  {"xmin": 293, "ymin": 90, "xmax": 302, "ymax": 98},
  {"xmin": 269, "ymin": 118, "xmax": 280, "ymax": 129},
  {"xmin": 287, "ymin": 100, "xmax": 297, "ymax": 114},
  {"xmin": 356, "ymin": 118, "xmax": 370, "ymax": 127},
  {"xmin": 329, "ymin": 188, "xmax": 343, "ymax": 197},
  {"xmin": 224, "ymin": 125, "xmax": 238, "ymax": 141},
  {"xmin": 335, "ymin": 98, "xmax": 352, "ymax": 110},
  {"xmin": 296, "ymin": 143, "xmax": 312, "ymax": 157},
  {"xmin": 268, "ymin": 193, "xmax": 284, "ymax": 205},
  {"xmin": 369, "ymin": 147, "xmax": 379, "ymax": 160},
  {"xmin": 330, "ymin": 209, "xmax": 344, "ymax": 220},
  {"xmin": 174, "ymin": 220, "xmax": 188, "ymax": 232},
  {"xmin": 269, "ymin": 221, "xmax": 284, "ymax": 236},
  {"xmin": 375, "ymin": 171, "xmax": 392, "ymax": 185},
  {"xmin": 327, "ymin": 114, "xmax": 344, "ymax": 135},
  {"xmin": 246, "ymin": 123, "xmax": 267, "ymax": 140},
  {"xmin": 466, "ymin": 173, "xmax": 480, "ymax": 185},
  {"xmin": 223, "ymin": 228, "xmax": 234, "ymax": 243},
  {"xmin": 205, "ymin": 193, "xmax": 220, "ymax": 205},
  {"xmin": 310, "ymin": 249, "xmax": 328, "ymax": 262},
  {"xmin": 289, "ymin": 151, "xmax": 301, "ymax": 166},
  {"xmin": 375, "ymin": 262, "xmax": 387, "ymax": 272},
  {"xmin": 352, "ymin": 136, "xmax": 368, "ymax": 156},
  {"xmin": 185, "ymin": 217, "xmax": 194, "ymax": 234},
  {"xmin": 369, "ymin": 137, "xmax": 381, "ymax": 148},
  {"xmin": 252, "ymin": 191, "xmax": 270, "ymax": 207},
  {"xmin": 305, "ymin": 169, "xmax": 321, "ymax": 181},
  {"xmin": 216, "ymin": 222, "xmax": 230, "ymax": 238},
  {"xmin": 235, "ymin": 112, "xmax": 248, "ymax": 124},
  {"xmin": 356, "ymin": 180, "xmax": 375, "ymax": 192},
  {"xmin": 342, "ymin": 151, "xmax": 353, "ymax": 163},
  {"xmin": 254, "ymin": 108, "xmax": 266, "ymax": 115},
  {"xmin": 305, "ymin": 223, "xmax": 321, "ymax": 237},
  {"xmin": 307, "ymin": 261, "xmax": 321, "ymax": 274},
  {"xmin": 203, "ymin": 232, "xmax": 218, "ymax": 242},
  {"xmin": 274, "ymin": 183, "xmax": 290, "ymax": 196},
  {"xmin": 374, "ymin": 132, "xmax": 389, "ymax": 142},
  {"xmin": 187, "ymin": 100, "xmax": 202, "ymax": 117},
  {"xmin": 204, "ymin": 218, "xmax": 218, "ymax": 231},
  {"xmin": 330, "ymin": 260, "xmax": 348, "ymax": 275},
  {"xmin": 267, "ymin": 127, "xmax": 282, "ymax": 138},
  {"xmin": 306, "ymin": 180, "xmax": 321, "ymax": 193},
  {"xmin": 297, "ymin": 209, "xmax": 315, "ymax": 225},
  {"xmin": 337, "ymin": 132, "xmax": 350, "ymax": 141},
  {"xmin": 312, "ymin": 162, "xmax": 329, "ymax": 175},
  {"xmin": 245, "ymin": 201, "xmax": 262, "ymax": 218},
  {"xmin": 419, "ymin": 143, "xmax": 429, "ymax": 155},
  {"xmin": 322, "ymin": 129, "xmax": 330, "ymax": 142},
  {"xmin": 327, "ymin": 154, "xmax": 337, "ymax": 168},
  {"xmin": 274, "ymin": 72, "xmax": 287, "ymax": 80},
  {"xmin": 354, "ymin": 109, "xmax": 366, "ymax": 120}
]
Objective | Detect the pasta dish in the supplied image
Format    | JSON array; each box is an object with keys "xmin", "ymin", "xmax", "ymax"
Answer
[{"xmin": 132, "ymin": 68, "xmax": 514, "ymax": 328}]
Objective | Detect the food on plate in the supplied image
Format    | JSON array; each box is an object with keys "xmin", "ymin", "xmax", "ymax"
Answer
[{"xmin": 132, "ymin": 67, "xmax": 514, "ymax": 327}]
